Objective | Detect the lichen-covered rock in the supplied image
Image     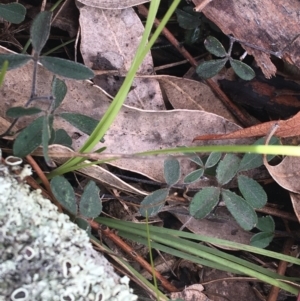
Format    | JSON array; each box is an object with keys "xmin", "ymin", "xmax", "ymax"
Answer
[{"xmin": 0, "ymin": 162, "xmax": 137, "ymax": 301}]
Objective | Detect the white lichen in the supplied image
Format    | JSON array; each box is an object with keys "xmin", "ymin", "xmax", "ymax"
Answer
[{"xmin": 0, "ymin": 162, "xmax": 137, "ymax": 301}]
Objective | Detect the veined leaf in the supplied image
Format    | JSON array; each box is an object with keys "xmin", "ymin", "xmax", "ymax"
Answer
[
  {"xmin": 51, "ymin": 77, "xmax": 67, "ymax": 112},
  {"xmin": 59, "ymin": 112, "xmax": 98, "ymax": 135},
  {"xmin": 230, "ymin": 58, "xmax": 255, "ymax": 80},
  {"xmin": 164, "ymin": 157, "xmax": 180, "ymax": 186},
  {"xmin": 13, "ymin": 116, "xmax": 44, "ymax": 157},
  {"xmin": 205, "ymin": 152, "xmax": 221, "ymax": 168},
  {"xmin": 0, "ymin": 54, "xmax": 31, "ymax": 70},
  {"xmin": 184, "ymin": 168, "xmax": 204, "ymax": 184},
  {"xmin": 196, "ymin": 59, "xmax": 227, "ymax": 79},
  {"xmin": 50, "ymin": 176, "xmax": 77, "ymax": 214},
  {"xmin": 6, "ymin": 106, "xmax": 42, "ymax": 118},
  {"xmin": 0, "ymin": 3, "xmax": 26, "ymax": 24},
  {"xmin": 216, "ymin": 154, "xmax": 240, "ymax": 185},
  {"xmin": 204, "ymin": 36, "xmax": 227, "ymax": 57},
  {"xmin": 30, "ymin": 11, "xmax": 52, "ymax": 54},
  {"xmin": 40, "ymin": 56, "xmax": 94, "ymax": 80},
  {"xmin": 189, "ymin": 187, "xmax": 220, "ymax": 219},
  {"xmin": 222, "ymin": 189, "xmax": 257, "ymax": 231},
  {"xmin": 139, "ymin": 188, "xmax": 169, "ymax": 217}
]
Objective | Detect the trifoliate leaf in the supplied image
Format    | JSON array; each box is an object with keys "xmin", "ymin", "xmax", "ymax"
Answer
[
  {"xmin": 196, "ymin": 59, "xmax": 227, "ymax": 79},
  {"xmin": 59, "ymin": 112, "xmax": 98, "ymax": 135},
  {"xmin": 216, "ymin": 154, "xmax": 240, "ymax": 185},
  {"xmin": 139, "ymin": 188, "xmax": 169, "ymax": 217},
  {"xmin": 222, "ymin": 189, "xmax": 257, "ymax": 231},
  {"xmin": 79, "ymin": 181, "xmax": 102, "ymax": 218},
  {"xmin": 0, "ymin": 54, "xmax": 31, "ymax": 70},
  {"xmin": 0, "ymin": 3, "xmax": 26, "ymax": 24},
  {"xmin": 204, "ymin": 36, "xmax": 227, "ymax": 57},
  {"xmin": 40, "ymin": 56, "xmax": 94, "ymax": 80},
  {"xmin": 189, "ymin": 187, "xmax": 220, "ymax": 219},
  {"xmin": 238, "ymin": 175, "xmax": 267, "ymax": 209},
  {"xmin": 50, "ymin": 176, "xmax": 77, "ymax": 215},
  {"xmin": 30, "ymin": 11, "xmax": 52, "ymax": 54},
  {"xmin": 164, "ymin": 157, "xmax": 180, "ymax": 186},
  {"xmin": 230, "ymin": 58, "xmax": 255, "ymax": 80},
  {"xmin": 250, "ymin": 232, "xmax": 274, "ymax": 248},
  {"xmin": 13, "ymin": 116, "xmax": 44, "ymax": 157},
  {"xmin": 6, "ymin": 106, "xmax": 42, "ymax": 118},
  {"xmin": 184, "ymin": 168, "xmax": 204, "ymax": 184}
]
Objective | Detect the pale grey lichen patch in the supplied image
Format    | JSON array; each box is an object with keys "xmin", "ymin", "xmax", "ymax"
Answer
[{"xmin": 0, "ymin": 163, "xmax": 137, "ymax": 301}]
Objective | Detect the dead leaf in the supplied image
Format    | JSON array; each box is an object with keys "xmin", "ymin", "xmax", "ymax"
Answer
[
  {"xmin": 0, "ymin": 46, "xmax": 252, "ymax": 188},
  {"xmin": 156, "ymin": 75, "xmax": 238, "ymax": 123},
  {"xmin": 172, "ymin": 207, "xmax": 252, "ymax": 249},
  {"xmin": 193, "ymin": 111, "xmax": 300, "ymax": 141},
  {"xmin": 264, "ymin": 156, "xmax": 300, "ymax": 194},
  {"xmin": 289, "ymin": 192, "xmax": 300, "ymax": 222},
  {"xmin": 76, "ymin": 0, "xmax": 150, "ymax": 9},
  {"xmin": 170, "ymin": 284, "xmax": 212, "ymax": 301},
  {"xmin": 193, "ymin": 0, "xmax": 300, "ymax": 78},
  {"xmin": 77, "ymin": 4, "xmax": 164, "ymax": 110}
]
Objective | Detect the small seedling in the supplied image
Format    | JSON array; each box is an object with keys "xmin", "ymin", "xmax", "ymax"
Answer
[{"xmin": 196, "ymin": 35, "xmax": 255, "ymax": 80}]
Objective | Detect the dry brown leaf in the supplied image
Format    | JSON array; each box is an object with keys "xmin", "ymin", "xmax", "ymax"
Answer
[
  {"xmin": 289, "ymin": 192, "xmax": 300, "ymax": 222},
  {"xmin": 78, "ymin": 4, "xmax": 164, "ymax": 110},
  {"xmin": 156, "ymin": 75, "xmax": 238, "ymax": 123},
  {"xmin": 173, "ymin": 207, "xmax": 252, "ymax": 249},
  {"xmin": 264, "ymin": 156, "xmax": 300, "ymax": 194},
  {"xmin": 0, "ymin": 46, "xmax": 251, "ymax": 187},
  {"xmin": 193, "ymin": 0, "xmax": 300, "ymax": 78},
  {"xmin": 193, "ymin": 111, "xmax": 300, "ymax": 141},
  {"xmin": 170, "ymin": 284, "xmax": 211, "ymax": 301},
  {"xmin": 76, "ymin": 0, "xmax": 150, "ymax": 9}
]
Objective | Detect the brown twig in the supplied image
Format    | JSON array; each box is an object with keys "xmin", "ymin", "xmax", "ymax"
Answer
[
  {"xmin": 88, "ymin": 219, "xmax": 178, "ymax": 293},
  {"xmin": 25, "ymin": 154, "xmax": 63, "ymax": 212},
  {"xmin": 137, "ymin": 4, "xmax": 256, "ymax": 127}
]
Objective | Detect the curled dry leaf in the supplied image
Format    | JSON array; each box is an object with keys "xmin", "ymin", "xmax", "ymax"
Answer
[
  {"xmin": 289, "ymin": 192, "xmax": 300, "ymax": 222},
  {"xmin": 193, "ymin": 111, "xmax": 300, "ymax": 141}
]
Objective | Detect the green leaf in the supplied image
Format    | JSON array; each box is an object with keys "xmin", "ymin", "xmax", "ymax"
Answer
[
  {"xmin": 164, "ymin": 157, "xmax": 180, "ymax": 186},
  {"xmin": 216, "ymin": 154, "xmax": 240, "ymax": 185},
  {"xmin": 175, "ymin": 8, "xmax": 201, "ymax": 29},
  {"xmin": 238, "ymin": 137, "xmax": 279, "ymax": 172},
  {"xmin": 189, "ymin": 155, "xmax": 203, "ymax": 166},
  {"xmin": 13, "ymin": 116, "xmax": 44, "ymax": 157},
  {"xmin": 0, "ymin": 54, "xmax": 31, "ymax": 70},
  {"xmin": 79, "ymin": 181, "xmax": 102, "ymax": 218},
  {"xmin": 42, "ymin": 115, "xmax": 54, "ymax": 166},
  {"xmin": 205, "ymin": 152, "xmax": 221, "ymax": 168},
  {"xmin": 39, "ymin": 56, "xmax": 94, "ymax": 80},
  {"xmin": 75, "ymin": 218, "xmax": 91, "ymax": 236},
  {"xmin": 189, "ymin": 187, "xmax": 220, "ymax": 219},
  {"xmin": 184, "ymin": 27, "xmax": 201, "ymax": 45},
  {"xmin": 237, "ymin": 175, "xmax": 267, "ymax": 209},
  {"xmin": 139, "ymin": 188, "xmax": 169, "ymax": 217},
  {"xmin": 196, "ymin": 59, "xmax": 227, "ymax": 79},
  {"xmin": 59, "ymin": 112, "xmax": 98, "ymax": 135},
  {"xmin": 229, "ymin": 58, "xmax": 255, "ymax": 80},
  {"xmin": 204, "ymin": 36, "xmax": 227, "ymax": 57},
  {"xmin": 184, "ymin": 168, "xmax": 204, "ymax": 184},
  {"xmin": 250, "ymin": 232, "xmax": 274, "ymax": 248},
  {"xmin": 51, "ymin": 129, "xmax": 72, "ymax": 148},
  {"xmin": 6, "ymin": 106, "xmax": 42, "ymax": 118},
  {"xmin": 256, "ymin": 216, "xmax": 275, "ymax": 232},
  {"xmin": 51, "ymin": 77, "xmax": 67, "ymax": 112},
  {"xmin": 30, "ymin": 11, "xmax": 52, "ymax": 54},
  {"xmin": 50, "ymin": 176, "xmax": 77, "ymax": 214},
  {"xmin": 0, "ymin": 60, "xmax": 8, "ymax": 86},
  {"xmin": 222, "ymin": 189, "xmax": 257, "ymax": 231},
  {"xmin": 0, "ymin": 3, "xmax": 26, "ymax": 24}
]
